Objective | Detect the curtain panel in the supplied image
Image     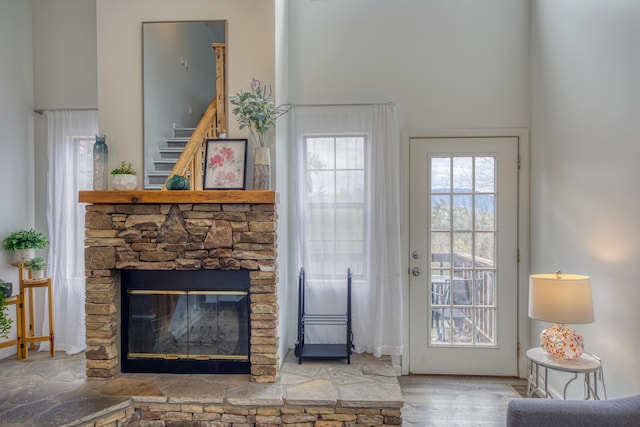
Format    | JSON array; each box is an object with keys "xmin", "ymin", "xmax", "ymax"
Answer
[
  {"xmin": 290, "ymin": 104, "xmax": 403, "ymax": 357},
  {"xmin": 43, "ymin": 110, "xmax": 98, "ymax": 354}
]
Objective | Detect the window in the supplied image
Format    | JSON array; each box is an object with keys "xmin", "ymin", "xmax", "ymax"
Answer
[
  {"xmin": 44, "ymin": 109, "xmax": 98, "ymax": 354},
  {"xmin": 430, "ymin": 155, "xmax": 497, "ymax": 346},
  {"xmin": 292, "ymin": 103, "xmax": 403, "ymax": 356},
  {"xmin": 77, "ymin": 136, "xmax": 95, "ymax": 190},
  {"xmin": 304, "ymin": 135, "xmax": 367, "ymax": 279}
]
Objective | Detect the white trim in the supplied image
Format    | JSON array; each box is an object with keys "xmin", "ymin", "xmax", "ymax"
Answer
[{"xmin": 400, "ymin": 128, "xmax": 530, "ymax": 378}]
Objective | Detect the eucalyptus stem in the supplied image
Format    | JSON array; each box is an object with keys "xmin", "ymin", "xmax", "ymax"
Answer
[{"xmin": 229, "ymin": 78, "xmax": 288, "ymax": 148}]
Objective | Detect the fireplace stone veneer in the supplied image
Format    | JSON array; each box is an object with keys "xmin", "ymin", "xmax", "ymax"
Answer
[{"xmin": 81, "ymin": 194, "xmax": 278, "ymax": 383}]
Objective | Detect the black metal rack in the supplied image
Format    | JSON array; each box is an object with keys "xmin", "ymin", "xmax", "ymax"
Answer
[{"xmin": 295, "ymin": 267, "xmax": 353, "ymax": 364}]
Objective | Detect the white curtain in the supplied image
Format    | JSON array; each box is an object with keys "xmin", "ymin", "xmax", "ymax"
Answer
[
  {"xmin": 42, "ymin": 110, "xmax": 98, "ymax": 354},
  {"xmin": 291, "ymin": 104, "xmax": 403, "ymax": 357}
]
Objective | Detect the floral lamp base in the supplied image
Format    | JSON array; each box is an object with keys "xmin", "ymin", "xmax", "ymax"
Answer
[{"xmin": 540, "ymin": 323, "xmax": 584, "ymax": 359}]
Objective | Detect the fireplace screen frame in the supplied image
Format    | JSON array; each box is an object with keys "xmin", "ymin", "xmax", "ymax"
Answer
[{"xmin": 121, "ymin": 269, "xmax": 251, "ymax": 374}]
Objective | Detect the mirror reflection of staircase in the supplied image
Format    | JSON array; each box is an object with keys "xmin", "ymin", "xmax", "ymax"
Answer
[
  {"xmin": 144, "ymin": 43, "xmax": 226, "ymax": 191},
  {"xmin": 146, "ymin": 126, "xmax": 195, "ymax": 189}
]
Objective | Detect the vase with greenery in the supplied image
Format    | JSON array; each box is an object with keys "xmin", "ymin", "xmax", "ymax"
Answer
[
  {"xmin": 2, "ymin": 228, "xmax": 49, "ymax": 263},
  {"xmin": 111, "ymin": 160, "xmax": 138, "ymax": 190},
  {"xmin": 229, "ymin": 78, "xmax": 288, "ymax": 190},
  {"xmin": 24, "ymin": 256, "xmax": 47, "ymax": 279},
  {"xmin": 0, "ymin": 279, "xmax": 13, "ymax": 340}
]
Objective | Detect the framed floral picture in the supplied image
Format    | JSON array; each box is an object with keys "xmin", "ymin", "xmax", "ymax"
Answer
[{"xmin": 203, "ymin": 139, "xmax": 247, "ymax": 189}]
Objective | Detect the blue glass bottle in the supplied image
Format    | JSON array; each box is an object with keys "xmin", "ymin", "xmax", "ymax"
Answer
[{"xmin": 93, "ymin": 133, "xmax": 108, "ymax": 190}]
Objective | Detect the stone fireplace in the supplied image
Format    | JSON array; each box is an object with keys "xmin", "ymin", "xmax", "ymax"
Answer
[{"xmin": 80, "ymin": 190, "xmax": 279, "ymax": 383}]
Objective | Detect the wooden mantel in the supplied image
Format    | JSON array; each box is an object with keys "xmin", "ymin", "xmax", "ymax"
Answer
[{"xmin": 78, "ymin": 190, "xmax": 277, "ymax": 204}]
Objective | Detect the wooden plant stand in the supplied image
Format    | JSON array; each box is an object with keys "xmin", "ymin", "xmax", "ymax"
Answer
[
  {"xmin": 0, "ymin": 294, "xmax": 21, "ymax": 353},
  {"xmin": 16, "ymin": 264, "xmax": 54, "ymax": 359}
]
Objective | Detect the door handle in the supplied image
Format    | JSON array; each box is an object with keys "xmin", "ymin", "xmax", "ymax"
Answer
[{"xmin": 412, "ymin": 267, "xmax": 421, "ymax": 277}]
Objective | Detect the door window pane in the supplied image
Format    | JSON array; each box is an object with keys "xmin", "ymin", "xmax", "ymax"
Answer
[
  {"xmin": 452, "ymin": 157, "xmax": 472, "ymax": 192},
  {"xmin": 453, "ymin": 195, "xmax": 473, "ymax": 231},
  {"xmin": 430, "ymin": 155, "xmax": 497, "ymax": 346},
  {"xmin": 452, "ymin": 232, "xmax": 472, "ymax": 257},
  {"xmin": 475, "ymin": 232, "xmax": 495, "ymax": 265},
  {"xmin": 431, "ymin": 195, "xmax": 451, "ymax": 230},
  {"xmin": 475, "ymin": 194, "xmax": 495, "ymax": 231},
  {"xmin": 475, "ymin": 157, "xmax": 495, "ymax": 193},
  {"xmin": 431, "ymin": 157, "xmax": 450, "ymax": 192}
]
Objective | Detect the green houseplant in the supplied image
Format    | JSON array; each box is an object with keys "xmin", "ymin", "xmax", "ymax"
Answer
[
  {"xmin": 0, "ymin": 279, "xmax": 13, "ymax": 340},
  {"xmin": 111, "ymin": 160, "xmax": 138, "ymax": 190},
  {"xmin": 229, "ymin": 78, "xmax": 288, "ymax": 149},
  {"xmin": 2, "ymin": 228, "xmax": 49, "ymax": 263},
  {"xmin": 24, "ymin": 256, "xmax": 47, "ymax": 279},
  {"xmin": 111, "ymin": 160, "xmax": 136, "ymax": 175},
  {"xmin": 229, "ymin": 78, "xmax": 288, "ymax": 190}
]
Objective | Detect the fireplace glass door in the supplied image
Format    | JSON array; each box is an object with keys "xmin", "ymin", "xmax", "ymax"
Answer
[{"xmin": 127, "ymin": 290, "xmax": 249, "ymax": 361}]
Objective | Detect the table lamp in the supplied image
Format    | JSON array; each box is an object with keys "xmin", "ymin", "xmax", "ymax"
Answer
[{"xmin": 528, "ymin": 271, "xmax": 594, "ymax": 359}]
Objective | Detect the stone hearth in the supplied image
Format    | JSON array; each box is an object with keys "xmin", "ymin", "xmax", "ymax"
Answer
[
  {"xmin": 0, "ymin": 350, "xmax": 405, "ymax": 426},
  {"xmin": 80, "ymin": 191, "xmax": 279, "ymax": 383}
]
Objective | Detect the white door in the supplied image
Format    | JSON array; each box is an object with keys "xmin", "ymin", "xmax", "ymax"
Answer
[{"xmin": 409, "ymin": 137, "xmax": 518, "ymax": 375}]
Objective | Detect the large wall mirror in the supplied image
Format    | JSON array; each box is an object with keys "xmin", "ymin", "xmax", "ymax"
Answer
[{"xmin": 143, "ymin": 20, "xmax": 226, "ymax": 189}]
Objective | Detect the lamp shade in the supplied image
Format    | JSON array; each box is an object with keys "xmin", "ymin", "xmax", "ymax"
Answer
[{"xmin": 528, "ymin": 273, "xmax": 594, "ymax": 324}]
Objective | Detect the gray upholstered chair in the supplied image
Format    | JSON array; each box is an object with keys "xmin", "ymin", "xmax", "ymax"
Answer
[{"xmin": 506, "ymin": 395, "xmax": 640, "ymax": 427}]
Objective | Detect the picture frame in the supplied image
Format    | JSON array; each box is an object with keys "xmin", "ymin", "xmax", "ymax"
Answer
[{"xmin": 203, "ymin": 138, "xmax": 248, "ymax": 190}]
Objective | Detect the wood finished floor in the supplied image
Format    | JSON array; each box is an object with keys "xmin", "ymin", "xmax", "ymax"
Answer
[{"xmin": 399, "ymin": 375, "xmax": 527, "ymax": 427}]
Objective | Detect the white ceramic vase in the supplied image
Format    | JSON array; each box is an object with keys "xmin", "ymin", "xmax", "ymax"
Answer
[
  {"xmin": 112, "ymin": 174, "xmax": 138, "ymax": 191},
  {"xmin": 12, "ymin": 248, "xmax": 35, "ymax": 264},
  {"xmin": 31, "ymin": 270, "xmax": 45, "ymax": 280}
]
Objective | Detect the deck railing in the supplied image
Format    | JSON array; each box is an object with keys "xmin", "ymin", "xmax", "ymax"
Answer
[{"xmin": 431, "ymin": 252, "xmax": 496, "ymax": 344}]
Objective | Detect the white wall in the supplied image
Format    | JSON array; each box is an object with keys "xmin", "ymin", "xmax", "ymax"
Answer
[
  {"xmin": 288, "ymin": 0, "xmax": 529, "ymax": 129},
  {"xmin": 33, "ymin": 0, "xmax": 98, "ymax": 110},
  {"xmin": 286, "ymin": 0, "xmax": 530, "ymax": 351},
  {"xmin": 32, "ymin": 0, "xmax": 98, "ymax": 229},
  {"xmin": 96, "ymin": 0, "xmax": 275, "ymax": 176},
  {"xmin": 275, "ymin": 0, "xmax": 290, "ymax": 364},
  {"xmin": 530, "ymin": 0, "xmax": 640, "ymax": 398},
  {"xmin": 0, "ymin": 0, "xmax": 35, "ymax": 358}
]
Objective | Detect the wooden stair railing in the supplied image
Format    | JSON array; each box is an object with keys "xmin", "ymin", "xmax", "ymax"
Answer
[
  {"xmin": 162, "ymin": 43, "xmax": 226, "ymax": 191},
  {"xmin": 213, "ymin": 43, "xmax": 226, "ymax": 136}
]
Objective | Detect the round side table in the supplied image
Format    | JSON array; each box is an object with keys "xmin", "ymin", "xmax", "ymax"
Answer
[{"xmin": 526, "ymin": 347, "xmax": 606, "ymax": 400}]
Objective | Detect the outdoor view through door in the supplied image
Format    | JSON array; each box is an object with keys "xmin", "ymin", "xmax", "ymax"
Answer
[
  {"xmin": 430, "ymin": 155, "xmax": 497, "ymax": 346},
  {"xmin": 409, "ymin": 137, "xmax": 518, "ymax": 376}
]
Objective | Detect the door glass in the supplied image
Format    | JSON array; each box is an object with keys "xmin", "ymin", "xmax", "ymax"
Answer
[{"xmin": 430, "ymin": 155, "xmax": 497, "ymax": 346}]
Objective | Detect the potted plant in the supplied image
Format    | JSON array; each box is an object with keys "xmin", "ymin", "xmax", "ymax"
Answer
[
  {"xmin": 24, "ymin": 256, "xmax": 47, "ymax": 279},
  {"xmin": 2, "ymin": 228, "xmax": 49, "ymax": 263},
  {"xmin": 0, "ymin": 279, "xmax": 13, "ymax": 340},
  {"xmin": 229, "ymin": 78, "xmax": 288, "ymax": 190},
  {"xmin": 111, "ymin": 160, "xmax": 138, "ymax": 190}
]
